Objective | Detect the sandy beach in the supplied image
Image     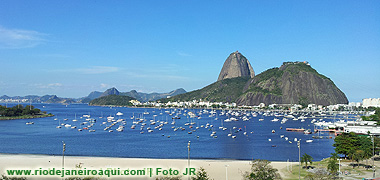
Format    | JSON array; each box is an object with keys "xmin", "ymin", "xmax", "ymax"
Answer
[{"xmin": 0, "ymin": 154, "xmax": 295, "ymax": 180}]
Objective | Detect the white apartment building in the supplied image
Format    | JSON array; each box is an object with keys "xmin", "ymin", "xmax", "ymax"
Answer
[{"xmin": 363, "ymin": 98, "xmax": 380, "ymax": 108}]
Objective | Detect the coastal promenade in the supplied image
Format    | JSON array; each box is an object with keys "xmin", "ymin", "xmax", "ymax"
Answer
[{"xmin": 2, "ymin": 154, "xmax": 380, "ymax": 179}]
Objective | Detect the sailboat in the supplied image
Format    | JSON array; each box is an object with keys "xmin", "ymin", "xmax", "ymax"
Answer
[
  {"xmin": 56, "ymin": 118, "xmax": 62, "ymax": 128},
  {"xmin": 78, "ymin": 122, "xmax": 82, "ymax": 131},
  {"xmin": 228, "ymin": 129, "xmax": 232, "ymax": 137},
  {"xmin": 143, "ymin": 109, "xmax": 149, "ymax": 115},
  {"xmin": 72, "ymin": 113, "xmax": 78, "ymax": 122}
]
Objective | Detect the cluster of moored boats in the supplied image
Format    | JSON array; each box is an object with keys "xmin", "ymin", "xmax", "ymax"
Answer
[{"xmin": 49, "ymin": 108, "xmax": 354, "ymax": 145}]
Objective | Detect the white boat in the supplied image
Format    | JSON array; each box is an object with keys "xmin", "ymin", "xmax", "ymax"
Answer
[
  {"xmin": 285, "ymin": 115, "xmax": 295, "ymax": 119},
  {"xmin": 306, "ymin": 140, "xmax": 313, "ymax": 143},
  {"xmin": 224, "ymin": 119, "xmax": 232, "ymax": 122},
  {"xmin": 304, "ymin": 129, "xmax": 312, "ymax": 134},
  {"xmin": 271, "ymin": 118, "xmax": 279, "ymax": 122},
  {"xmin": 107, "ymin": 116, "xmax": 114, "ymax": 121},
  {"xmin": 73, "ymin": 113, "xmax": 78, "ymax": 122}
]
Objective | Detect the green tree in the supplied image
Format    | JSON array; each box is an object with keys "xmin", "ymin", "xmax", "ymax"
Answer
[
  {"xmin": 327, "ymin": 153, "xmax": 339, "ymax": 175},
  {"xmin": 361, "ymin": 108, "xmax": 380, "ymax": 124},
  {"xmin": 350, "ymin": 149, "xmax": 365, "ymax": 168},
  {"xmin": 192, "ymin": 167, "xmax": 212, "ymax": 180},
  {"xmin": 359, "ymin": 136, "xmax": 373, "ymax": 167},
  {"xmin": 333, "ymin": 132, "xmax": 362, "ymax": 158},
  {"xmin": 301, "ymin": 153, "xmax": 313, "ymax": 169},
  {"xmin": 243, "ymin": 159, "xmax": 281, "ymax": 180}
]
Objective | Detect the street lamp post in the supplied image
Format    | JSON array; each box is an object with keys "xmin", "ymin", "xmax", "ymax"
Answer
[
  {"xmin": 338, "ymin": 159, "xmax": 341, "ymax": 178},
  {"xmin": 297, "ymin": 140, "xmax": 301, "ymax": 180},
  {"xmin": 225, "ymin": 165, "xmax": 229, "ymax": 180},
  {"xmin": 188, "ymin": 141, "xmax": 191, "ymax": 180},
  {"xmin": 62, "ymin": 141, "xmax": 66, "ymax": 169}
]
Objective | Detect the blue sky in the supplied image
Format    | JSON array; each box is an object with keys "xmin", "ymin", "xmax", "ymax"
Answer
[{"xmin": 0, "ymin": 0, "xmax": 379, "ymax": 102}]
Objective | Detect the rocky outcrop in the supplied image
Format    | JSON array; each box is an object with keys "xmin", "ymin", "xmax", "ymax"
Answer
[
  {"xmin": 217, "ymin": 51, "xmax": 255, "ymax": 81},
  {"xmin": 44, "ymin": 95, "xmax": 76, "ymax": 104},
  {"xmin": 100, "ymin": 87, "xmax": 120, "ymax": 97},
  {"xmin": 87, "ymin": 91, "xmax": 103, "ymax": 100}
]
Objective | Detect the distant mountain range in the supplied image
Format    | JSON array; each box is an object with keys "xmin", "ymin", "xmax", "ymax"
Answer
[
  {"xmin": 0, "ymin": 88, "xmax": 187, "ymax": 104},
  {"xmin": 81, "ymin": 87, "xmax": 186, "ymax": 103},
  {"xmin": 0, "ymin": 95, "xmax": 76, "ymax": 104}
]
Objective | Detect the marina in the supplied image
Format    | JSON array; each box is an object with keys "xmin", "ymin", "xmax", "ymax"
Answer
[{"xmin": 0, "ymin": 103, "xmax": 367, "ymax": 161}]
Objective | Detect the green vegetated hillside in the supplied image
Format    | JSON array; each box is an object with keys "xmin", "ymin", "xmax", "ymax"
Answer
[
  {"xmin": 163, "ymin": 77, "xmax": 250, "ymax": 103},
  {"xmin": 89, "ymin": 95, "xmax": 135, "ymax": 106},
  {"xmin": 167, "ymin": 62, "xmax": 348, "ymax": 106},
  {"xmin": 237, "ymin": 62, "xmax": 348, "ymax": 106}
]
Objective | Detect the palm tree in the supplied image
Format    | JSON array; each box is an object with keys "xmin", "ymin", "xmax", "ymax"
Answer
[
  {"xmin": 301, "ymin": 153, "xmax": 313, "ymax": 169},
  {"xmin": 327, "ymin": 158, "xmax": 339, "ymax": 175}
]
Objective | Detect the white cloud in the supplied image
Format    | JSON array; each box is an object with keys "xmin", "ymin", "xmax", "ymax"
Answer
[
  {"xmin": 100, "ymin": 83, "xmax": 110, "ymax": 89},
  {"xmin": 32, "ymin": 83, "xmax": 63, "ymax": 90},
  {"xmin": 0, "ymin": 26, "xmax": 47, "ymax": 49},
  {"xmin": 79, "ymin": 66, "xmax": 119, "ymax": 74}
]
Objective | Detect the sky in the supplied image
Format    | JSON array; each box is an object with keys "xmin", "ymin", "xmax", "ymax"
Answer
[{"xmin": 0, "ymin": 0, "xmax": 379, "ymax": 102}]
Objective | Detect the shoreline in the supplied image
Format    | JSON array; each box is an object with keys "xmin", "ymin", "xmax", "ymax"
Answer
[
  {"xmin": 0, "ymin": 152, "xmax": 306, "ymax": 162},
  {"xmin": 0, "ymin": 114, "xmax": 54, "ymax": 120},
  {"xmin": 0, "ymin": 153, "xmax": 296, "ymax": 180}
]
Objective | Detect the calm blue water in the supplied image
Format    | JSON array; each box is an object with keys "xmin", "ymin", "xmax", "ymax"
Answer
[{"xmin": 0, "ymin": 103, "xmax": 339, "ymax": 161}]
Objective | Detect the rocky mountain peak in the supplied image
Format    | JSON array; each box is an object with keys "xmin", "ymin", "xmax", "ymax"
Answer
[
  {"xmin": 100, "ymin": 87, "xmax": 120, "ymax": 97},
  {"xmin": 217, "ymin": 51, "xmax": 255, "ymax": 81}
]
